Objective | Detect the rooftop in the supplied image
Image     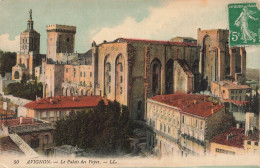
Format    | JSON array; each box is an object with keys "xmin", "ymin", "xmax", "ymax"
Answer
[
  {"xmin": 245, "ymin": 130, "xmax": 259, "ymax": 141},
  {"xmin": 213, "ymin": 81, "xmax": 251, "ymax": 90},
  {"xmin": 149, "ymin": 94, "xmax": 224, "ymax": 118},
  {"xmin": 0, "ymin": 117, "xmax": 38, "ymax": 127},
  {"xmin": 24, "ymin": 96, "xmax": 107, "ymax": 110},
  {"xmin": 210, "ymin": 127, "xmax": 245, "ymax": 149},
  {"xmin": 46, "ymin": 24, "xmax": 76, "ymax": 32},
  {"xmin": 113, "ymin": 38, "xmax": 198, "ymax": 47}
]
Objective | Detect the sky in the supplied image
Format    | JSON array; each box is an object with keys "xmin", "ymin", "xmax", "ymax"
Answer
[{"xmin": 0, "ymin": 0, "xmax": 260, "ymax": 69}]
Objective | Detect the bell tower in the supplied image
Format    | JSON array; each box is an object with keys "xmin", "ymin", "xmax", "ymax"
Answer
[{"xmin": 20, "ymin": 9, "xmax": 40, "ymax": 55}]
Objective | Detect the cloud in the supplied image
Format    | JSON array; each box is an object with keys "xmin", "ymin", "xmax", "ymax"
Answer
[
  {"xmin": 90, "ymin": 0, "xmax": 260, "ymax": 69},
  {"xmin": 0, "ymin": 34, "xmax": 19, "ymax": 52},
  {"xmin": 90, "ymin": 0, "xmax": 233, "ymax": 44}
]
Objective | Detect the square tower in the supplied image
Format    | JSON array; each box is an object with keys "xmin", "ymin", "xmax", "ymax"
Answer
[{"xmin": 46, "ymin": 25, "xmax": 76, "ymax": 62}]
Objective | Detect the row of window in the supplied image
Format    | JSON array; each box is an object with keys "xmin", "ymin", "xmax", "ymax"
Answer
[
  {"xmin": 107, "ymin": 75, "xmax": 123, "ymax": 83},
  {"xmin": 230, "ymin": 90, "xmax": 243, "ymax": 94},
  {"xmin": 231, "ymin": 96, "xmax": 242, "ymax": 101},
  {"xmin": 106, "ymin": 63, "xmax": 123, "ymax": 72},
  {"xmin": 41, "ymin": 111, "xmax": 65, "ymax": 118},
  {"xmin": 149, "ymin": 107, "xmax": 204, "ymax": 130},
  {"xmin": 107, "ymin": 86, "xmax": 123, "ymax": 94},
  {"xmin": 247, "ymin": 141, "xmax": 258, "ymax": 146},
  {"xmin": 66, "ymin": 68, "xmax": 92, "ymax": 77}
]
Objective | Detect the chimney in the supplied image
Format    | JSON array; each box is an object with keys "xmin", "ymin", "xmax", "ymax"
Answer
[
  {"xmin": 226, "ymin": 133, "xmax": 233, "ymax": 141},
  {"xmin": 193, "ymin": 99, "xmax": 197, "ymax": 104},
  {"xmin": 211, "ymin": 108, "xmax": 214, "ymax": 114},
  {"xmin": 20, "ymin": 117, "xmax": 23, "ymax": 125},
  {"xmin": 178, "ymin": 99, "xmax": 182, "ymax": 105},
  {"xmin": 236, "ymin": 123, "xmax": 240, "ymax": 129}
]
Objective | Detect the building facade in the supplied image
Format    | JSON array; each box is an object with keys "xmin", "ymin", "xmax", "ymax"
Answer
[
  {"xmin": 146, "ymin": 94, "xmax": 232, "ymax": 157},
  {"xmin": 211, "ymin": 80, "xmax": 251, "ymax": 113},
  {"xmin": 197, "ymin": 29, "xmax": 246, "ymax": 90},
  {"xmin": 92, "ymin": 38, "xmax": 200, "ymax": 120},
  {"xmin": 24, "ymin": 96, "xmax": 107, "ymax": 122}
]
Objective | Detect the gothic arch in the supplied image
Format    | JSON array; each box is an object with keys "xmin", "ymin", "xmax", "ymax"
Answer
[
  {"xmin": 151, "ymin": 58, "xmax": 162, "ymax": 96},
  {"xmin": 104, "ymin": 54, "xmax": 111, "ymax": 97},
  {"xmin": 14, "ymin": 71, "xmax": 20, "ymax": 79},
  {"xmin": 165, "ymin": 59, "xmax": 174, "ymax": 94},
  {"xmin": 115, "ymin": 54, "xmax": 124, "ymax": 102},
  {"xmin": 66, "ymin": 88, "xmax": 69, "ymax": 96}
]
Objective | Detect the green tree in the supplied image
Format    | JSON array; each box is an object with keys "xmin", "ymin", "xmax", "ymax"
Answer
[
  {"xmin": 0, "ymin": 50, "xmax": 16, "ymax": 77},
  {"xmin": 4, "ymin": 80, "xmax": 43, "ymax": 100},
  {"xmin": 53, "ymin": 101, "xmax": 135, "ymax": 155}
]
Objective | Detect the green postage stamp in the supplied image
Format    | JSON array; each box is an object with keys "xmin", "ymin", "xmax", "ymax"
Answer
[{"xmin": 229, "ymin": 3, "xmax": 260, "ymax": 46}]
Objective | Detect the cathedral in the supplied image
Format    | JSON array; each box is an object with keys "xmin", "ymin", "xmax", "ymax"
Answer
[
  {"xmin": 12, "ymin": 10, "xmax": 248, "ymax": 121},
  {"xmin": 12, "ymin": 10, "xmax": 44, "ymax": 80}
]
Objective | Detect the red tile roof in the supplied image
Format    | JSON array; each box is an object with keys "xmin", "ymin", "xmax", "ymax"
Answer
[
  {"xmin": 149, "ymin": 94, "xmax": 224, "ymax": 118},
  {"xmin": 210, "ymin": 127, "xmax": 245, "ymax": 149},
  {"xmin": 0, "ymin": 117, "xmax": 38, "ymax": 127},
  {"xmin": 24, "ymin": 96, "xmax": 107, "ymax": 110},
  {"xmin": 116, "ymin": 38, "xmax": 198, "ymax": 47},
  {"xmin": 0, "ymin": 109, "xmax": 16, "ymax": 118},
  {"xmin": 244, "ymin": 130, "xmax": 259, "ymax": 141},
  {"xmin": 213, "ymin": 81, "xmax": 251, "ymax": 90}
]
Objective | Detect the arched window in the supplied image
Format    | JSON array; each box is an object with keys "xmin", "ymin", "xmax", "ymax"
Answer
[
  {"xmin": 151, "ymin": 58, "xmax": 161, "ymax": 96},
  {"xmin": 14, "ymin": 71, "xmax": 19, "ymax": 79},
  {"xmin": 115, "ymin": 54, "xmax": 124, "ymax": 102},
  {"xmin": 104, "ymin": 54, "xmax": 112, "ymax": 97}
]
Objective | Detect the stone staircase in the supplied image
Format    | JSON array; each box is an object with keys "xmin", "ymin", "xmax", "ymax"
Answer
[{"xmin": 9, "ymin": 133, "xmax": 38, "ymax": 157}]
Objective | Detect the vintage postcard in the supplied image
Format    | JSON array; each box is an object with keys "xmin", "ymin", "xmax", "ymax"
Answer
[{"xmin": 0, "ymin": 0, "xmax": 259, "ymax": 167}]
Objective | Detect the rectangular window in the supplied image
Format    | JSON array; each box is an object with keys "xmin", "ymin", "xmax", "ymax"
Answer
[
  {"xmin": 164, "ymin": 124, "xmax": 166, "ymax": 132},
  {"xmin": 109, "ymin": 75, "xmax": 111, "ymax": 82},
  {"xmin": 57, "ymin": 111, "xmax": 60, "ymax": 117},
  {"xmin": 247, "ymin": 141, "xmax": 251, "ymax": 145},
  {"xmin": 120, "ymin": 87, "xmax": 123, "ymax": 94},
  {"xmin": 41, "ymin": 112, "xmax": 47, "ymax": 118},
  {"xmin": 66, "ymin": 68, "xmax": 68, "ymax": 73},
  {"xmin": 255, "ymin": 142, "xmax": 258, "ymax": 146},
  {"xmin": 50, "ymin": 111, "xmax": 54, "ymax": 117},
  {"xmin": 120, "ymin": 64, "xmax": 123, "ymax": 72},
  {"xmin": 168, "ymin": 126, "xmax": 171, "ymax": 133},
  {"xmin": 84, "ymin": 72, "xmax": 86, "ymax": 77},
  {"xmin": 160, "ymin": 123, "xmax": 162, "ymax": 131},
  {"xmin": 200, "ymin": 121, "xmax": 203, "ymax": 129},
  {"xmin": 182, "ymin": 116, "xmax": 185, "ymax": 124},
  {"xmin": 120, "ymin": 76, "xmax": 123, "ymax": 83},
  {"xmin": 239, "ymin": 90, "xmax": 242, "ymax": 93},
  {"xmin": 80, "ymin": 72, "xmax": 82, "ymax": 77},
  {"xmin": 109, "ymin": 86, "xmax": 111, "ymax": 93},
  {"xmin": 90, "ymin": 72, "xmax": 92, "ymax": 77}
]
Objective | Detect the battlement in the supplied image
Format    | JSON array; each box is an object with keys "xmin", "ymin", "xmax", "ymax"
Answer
[{"xmin": 46, "ymin": 24, "xmax": 76, "ymax": 33}]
